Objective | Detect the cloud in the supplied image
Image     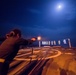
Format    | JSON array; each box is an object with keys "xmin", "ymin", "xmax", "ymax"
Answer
[{"xmin": 28, "ymin": 9, "xmax": 41, "ymax": 14}]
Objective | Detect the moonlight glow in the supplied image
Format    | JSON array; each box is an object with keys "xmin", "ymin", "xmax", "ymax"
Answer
[
  {"xmin": 56, "ymin": 3, "xmax": 63, "ymax": 10},
  {"xmin": 58, "ymin": 5, "xmax": 62, "ymax": 9}
]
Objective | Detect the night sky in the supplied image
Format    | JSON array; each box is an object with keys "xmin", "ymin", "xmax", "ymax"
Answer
[{"xmin": 0, "ymin": 0, "xmax": 76, "ymax": 47}]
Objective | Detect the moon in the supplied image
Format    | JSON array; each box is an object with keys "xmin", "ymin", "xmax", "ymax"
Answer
[
  {"xmin": 58, "ymin": 5, "xmax": 62, "ymax": 9},
  {"xmin": 57, "ymin": 5, "xmax": 62, "ymax": 9}
]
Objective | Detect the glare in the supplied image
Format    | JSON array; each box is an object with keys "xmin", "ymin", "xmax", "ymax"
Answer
[{"xmin": 37, "ymin": 36, "xmax": 41, "ymax": 40}]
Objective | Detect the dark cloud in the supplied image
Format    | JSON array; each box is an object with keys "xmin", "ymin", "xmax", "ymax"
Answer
[{"xmin": 28, "ymin": 9, "xmax": 41, "ymax": 14}]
